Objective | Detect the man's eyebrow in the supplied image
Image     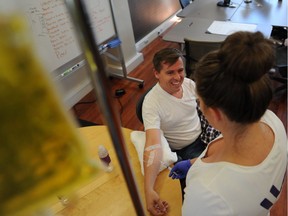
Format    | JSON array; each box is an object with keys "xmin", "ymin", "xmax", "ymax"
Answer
[{"xmin": 165, "ymin": 69, "xmax": 174, "ymax": 73}]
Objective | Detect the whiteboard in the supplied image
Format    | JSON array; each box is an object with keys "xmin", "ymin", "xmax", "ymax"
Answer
[
  {"xmin": 85, "ymin": 0, "xmax": 116, "ymax": 45},
  {"xmin": 23, "ymin": 0, "xmax": 115, "ymax": 73}
]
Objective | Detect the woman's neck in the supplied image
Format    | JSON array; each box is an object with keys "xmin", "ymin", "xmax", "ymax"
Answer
[{"xmin": 213, "ymin": 121, "xmax": 274, "ymax": 166}]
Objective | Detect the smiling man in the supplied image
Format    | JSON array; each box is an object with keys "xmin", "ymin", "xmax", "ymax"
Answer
[{"xmin": 142, "ymin": 48, "xmax": 210, "ymax": 216}]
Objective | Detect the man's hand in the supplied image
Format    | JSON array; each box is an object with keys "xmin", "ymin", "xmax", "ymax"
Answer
[
  {"xmin": 146, "ymin": 189, "xmax": 168, "ymax": 215},
  {"xmin": 169, "ymin": 160, "xmax": 191, "ymax": 179}
]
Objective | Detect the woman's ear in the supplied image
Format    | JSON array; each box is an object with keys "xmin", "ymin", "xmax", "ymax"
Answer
[{"xmin": 209, "ymin": 107, "xmax": 223, "ymax": 123}]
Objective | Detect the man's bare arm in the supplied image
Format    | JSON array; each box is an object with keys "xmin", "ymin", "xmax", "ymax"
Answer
[{"xmin": 143, "ymin": 129, "xmax": 167, "ymax": 215}]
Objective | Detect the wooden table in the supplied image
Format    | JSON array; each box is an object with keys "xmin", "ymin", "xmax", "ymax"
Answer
[{"xmin": 49, "ymin": 126, "xmax": 182, "ymax": 215}]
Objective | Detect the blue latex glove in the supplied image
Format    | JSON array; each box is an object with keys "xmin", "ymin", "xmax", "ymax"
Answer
[{"xmin": 169, "ymin": 160, "xmax": 191, "ymax": 179}]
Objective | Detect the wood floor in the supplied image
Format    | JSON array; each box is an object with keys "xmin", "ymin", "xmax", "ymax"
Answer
[{"xmin": 71, "ymin": 35, "xmax": 287, "ymax": 216}]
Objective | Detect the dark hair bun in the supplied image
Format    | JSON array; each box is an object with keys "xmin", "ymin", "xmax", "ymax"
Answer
[{"xmin": 218, "ymin": 31, "xmax": 275, "ymax": 84}]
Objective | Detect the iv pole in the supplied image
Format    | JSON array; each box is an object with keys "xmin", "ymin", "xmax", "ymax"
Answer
[{"xmin": 65, "ymin": 0, "xmax": 145, "ymax": 215}]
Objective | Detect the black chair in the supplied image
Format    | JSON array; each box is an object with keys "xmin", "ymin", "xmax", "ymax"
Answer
[
  {"xmin": 184, "ymin": 38, "xmax": 222, "ymax": 79},
  {"xmin": 269, "ymin": 26, "xmax": 287, "ymax": 96},
  {"xmin": 269, "ymin": 45, "xmax": 287, "ymax": 96},
  {"xmin": 179, "ymin": 0, "xmax": 191, "ymax": 9},
  {"xmin": 136, "ymin": 87, "xmax": 154, "ymax": 123}
]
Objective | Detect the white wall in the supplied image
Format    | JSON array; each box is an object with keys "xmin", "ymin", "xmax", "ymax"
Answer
[
  {"xmin": 59, "ymin": 0, "xmax": 181, "ymax": 109},
  {"xmin": 59, "ymin": 0, "xmax": 143, "ymax": 108},
  {"xmin": 111, "ymin": 0, "xmax": 144, "ymax": 72},
  {"xmin": 135, "ymin": 15, "xmax": 180, "ymax": 52}
]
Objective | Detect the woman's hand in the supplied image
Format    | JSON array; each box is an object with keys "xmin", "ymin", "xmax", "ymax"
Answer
[{"xmin": 169, "ymin": 160, "xmax": 192, "ymax": 179}]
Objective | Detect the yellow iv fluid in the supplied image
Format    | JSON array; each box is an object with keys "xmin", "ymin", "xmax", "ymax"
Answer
[{"xmin": 0, "ymin": 13, "xmax": 98, "ymax": 215}]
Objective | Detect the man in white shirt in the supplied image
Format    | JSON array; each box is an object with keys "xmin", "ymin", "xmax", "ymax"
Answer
[{"xmin": 142, "ymin": 48, "xmax": 219, "ymax": 215}]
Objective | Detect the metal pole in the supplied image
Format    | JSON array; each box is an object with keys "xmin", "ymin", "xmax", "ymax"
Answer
[
  {"xmin": 65, "ymin": 0, "xmax": 145, "ymax": 215},
  {"xmin": 108, "ymin": 0, "xmax": 144, "ymax": 87}
]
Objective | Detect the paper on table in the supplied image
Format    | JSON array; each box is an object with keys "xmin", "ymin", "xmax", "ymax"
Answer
[{"xmin": 207, "ymin": 21, "xmax": 257, "ymax": 36}]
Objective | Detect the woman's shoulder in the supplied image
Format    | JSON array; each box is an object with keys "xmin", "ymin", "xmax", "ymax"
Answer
[{"xmin": 261, "ymin": 110, "xmax": 286, "ymax": 139}]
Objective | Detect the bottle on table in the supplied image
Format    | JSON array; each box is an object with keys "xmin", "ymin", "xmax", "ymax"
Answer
[{"xmin": 98, "ymin": 145, "xmax": 113, "ymax": 172}]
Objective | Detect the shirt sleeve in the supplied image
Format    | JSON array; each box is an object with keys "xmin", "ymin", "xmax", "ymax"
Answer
[{"xmin": 142, "ymin": 94, "xmax": 161, "ymax": 130}]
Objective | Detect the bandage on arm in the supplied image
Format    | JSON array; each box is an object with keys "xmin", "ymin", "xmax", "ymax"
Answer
[
  {"xmin": 144, "ymin": 144, "xmax": 161, "ymax": 167},
  {"xmin": 143, "ymin": 129, "xmax": 163, "ymax": 193}
]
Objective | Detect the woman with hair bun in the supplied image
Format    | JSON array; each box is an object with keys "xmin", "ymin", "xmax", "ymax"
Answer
[{"xmin": 169, "ymin": 31, "xmax": 287, "ymax": 216}]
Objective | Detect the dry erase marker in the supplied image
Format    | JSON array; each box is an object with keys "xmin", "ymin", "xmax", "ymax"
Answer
[{"xmin": 58, "ymin": 60, "xmax": 85, "ymax": 79}]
